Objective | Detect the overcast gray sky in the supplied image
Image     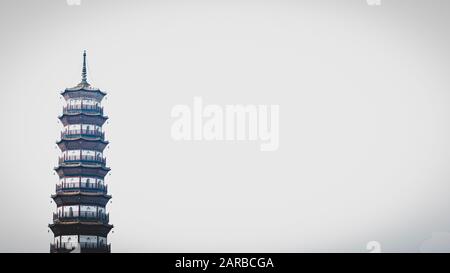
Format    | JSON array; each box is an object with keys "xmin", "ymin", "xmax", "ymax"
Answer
[{"xmin": 1, "ymin": 0, "xmax": 450, "ymax": 252}]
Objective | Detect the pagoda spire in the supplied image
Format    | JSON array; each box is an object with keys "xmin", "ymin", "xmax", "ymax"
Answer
[{"xmin": 81, "ymin": 50, "xmax": 88, "ymax": 84}]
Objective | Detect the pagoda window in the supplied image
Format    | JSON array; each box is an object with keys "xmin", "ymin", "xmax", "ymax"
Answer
[
  {"xmin": 62, "ymin": 149, "xmax": 103, "ymax": 161},
  {"xmin": 57, "ymin": 205, "xmax": 76, "ymax": 217},
  {"xmin": 67, "ymin": 176, "xmax": 80, "ymax": 184},
  {"xmin": 80, "ymin": 124, "xmax": 101, "ymax": 131},
  {"xmin": 62, "ymin": 205, "xmax": 78, "ymax": 217},
  {"xmin": 67, "ymin": 99, "xmax": 80, "ymax": 105},
  {"xmin": 64, "ymin": 124, "xmax": 78, "ymax": 135},
  {"xmin": 68, "ymin": 98, "xmax": 99, "ymax": 106},
  {"xmin": 67, "ymin": 124, "xmax": 78, "ymax": 130},
  {"xmin": 80, "ymin": 177, "xmax": 103, "ymax": 187},
  {"xmin": 98, "ymin": 237, "xmax": 107, "ymax": 246},
  {"xmin": 61, "ymin": 235, "xmax": 79, "ymax": 248},
  {"xmin": 58, "ymin": 205, "xmax": 105, "ymax": 217},
  {"xmin": 81, "ymin": 150, "xmax": 96, "ymax": 156},
  {"xmin": 58, "ymin": 177, "xmax": 107, "ymax": 190},
  {"xmin": 80, "ymin": 235, "xmax": 98, "ymax": 247},
  {"xmin": 83, "ymin": 99, "xmax": 98, "ymax": 106},
  {"xmin": 58, "ymin": 177, "xmax": 80, "ymax": 188},
  {"xmin": 80, "ymin": 205, "xmax": 97, "ymax": 217},
  {"xmin": 98, "ymin": 207, "xmax": 105, "ymax": 214},
  {"xmin": 64, "ymin": 124, "xmax": 101, "ymax": 134}
]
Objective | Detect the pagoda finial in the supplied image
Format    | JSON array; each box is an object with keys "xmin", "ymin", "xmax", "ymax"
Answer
[{"xmin": 81, "ymin": 50, "xmax": 88, "ymax": 84}]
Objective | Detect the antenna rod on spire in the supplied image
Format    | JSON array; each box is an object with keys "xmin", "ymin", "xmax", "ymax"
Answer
[{"xmin": 81, "ymin": 50, "xmax": 87, "ymax": 83}]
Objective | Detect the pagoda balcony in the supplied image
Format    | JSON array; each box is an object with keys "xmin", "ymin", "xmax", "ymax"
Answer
[
  {"xmin": 63, "ymin": 104, "xmax": 104, "ymax": 115},
  {"xmin": 50, "ymin": 242, "xmax": 111, "ymax": 253},
  {"xmin": 53, "ymin": 211, "xmax": 109, "ymax": 224},
  {"xmin": 58, "ymin": 155, "xmax": 106, "ymax": 166},
  {"xmin": 56, "ymin": 182, "xmax": 107, "ymax": 193},
  {"xmin": 61, "ymin": 129, "xmax": 104, "ymax": 139}
]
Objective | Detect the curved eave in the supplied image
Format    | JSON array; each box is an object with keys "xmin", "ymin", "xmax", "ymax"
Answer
[
  {"xmin": 61, "ymin": 87, "xmax": 107, "ymax": 95},
  {"xmin": 51, "ymin": 192, "xmax": 112, "ymax": 206},
  {"xmin": 52, "ymin": 220, "xmax": 110, "ymax": 225},
  {"xmin": 54, "ymin": 163, "xmax": 111, "ymax": 178},
  {"xmin": 49, "ymin": 222, "xmax": 113, "ymax": 237},
  {"xmin": 51, "ymin": 191, "xmax": 112, "ymax": 199},
  {"xmin": 58, "ymin": 113, "xmax": 108, "ymax": 126},
  {"xmin": 57, "ymin": 137, "xmax": 109, "ymax": 152},
  {"xmin": 49, "ymin": 221, "xmax": 113, "ymax": 229},
  {"xmin": 56, "ymin": 137, "xmax": 108, "ymax": 145},
  {"xmin": 60, "ymin": 88, "xmax": 107, "ymax": 102},
  {"xmin": 54, "ymin": 163, "xmax": 110, "ymax": 171},
  {"xmin": 58, "ymin": 112, "xmax": 108, "ymax": 119}
]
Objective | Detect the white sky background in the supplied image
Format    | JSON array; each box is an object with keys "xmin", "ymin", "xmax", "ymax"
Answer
[{"xmin": 0, "ymin": 0, "xmax": 450, "ymax": 252}]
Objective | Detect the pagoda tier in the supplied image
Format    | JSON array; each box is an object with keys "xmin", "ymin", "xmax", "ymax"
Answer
[
  {"xmin": 55, "ymin": 164, "xmax": 110, "ymax": 178},
  {"xmin": 61, "ymin": 86, "xmax": 107, "ymax": 101},
  {"xmin": 52, "ymin": 211, "xmax": 110, "ymax": 225},
  {"xmin": 60, "ymin": 131, "xmax": 105, "ymax": 141},
  {"xmin": 55, "ymin": 182, "xmax": 108, "ymax": 195},
  {"xmin": 59, "ymin": 112, "xmax": 108, "ymax": 127},
  {"xmin": 57, "ymin": 138, "xmax": 109, "ymax": 152},
  {"xmin": 50, "ymin": 51, "xmax": 113, "ymax": 253},
  {"xmin": 49, "ymin": 222, "xmax": 113, "ymax": 238},
  {"xmin": 52, "ymin": 192, "xmax": 111, "ymax": 207},
  {"xmin": 50, "ymin": 244, "xmax": 111, "ymax": 253}
]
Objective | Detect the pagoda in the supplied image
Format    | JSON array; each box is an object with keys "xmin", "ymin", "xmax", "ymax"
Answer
[{"xmin": 49, "ymin": 51, "xmax": 113, "ymax": 253}]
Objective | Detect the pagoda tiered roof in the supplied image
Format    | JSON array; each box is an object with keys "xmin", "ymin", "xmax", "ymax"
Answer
[
  {"xmin": 61, "ymin": 85, "xmax": 107, "ymax": 101},
  {"xmin": 49, "ymin": 222, "xmax": 113, "ymax": 237},
  {"xmin": 57, "ymin": 137, "xmax": 109, "ymax": 152},
  {"xmin": 55, "ymin": 162, "xmax": 111, "ymax": 178},
  {"xmin": 58, "ymin": 112, "xmax": 108, "ymax": 127},
  {"xmin": 52, "ymin": 191, "xmax": 111, "ymax": 207}
]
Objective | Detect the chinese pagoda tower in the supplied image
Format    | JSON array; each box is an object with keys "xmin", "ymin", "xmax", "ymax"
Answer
[{"xmin": 50, "ymin": 51, "xmax": 113, "ymax": 253}]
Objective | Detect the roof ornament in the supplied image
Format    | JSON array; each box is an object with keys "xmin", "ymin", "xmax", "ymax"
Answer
[
  {"xmin": 81, "ymin": 50, "xmax": 88, "ymax": 84},
  {"xmin": 63, "ymin": 50, "xmax": 105, "ymax": 92}
]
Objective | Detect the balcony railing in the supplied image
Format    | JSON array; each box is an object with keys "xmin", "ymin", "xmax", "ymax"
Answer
[
  {"xmin": 56, "ymin": 182, "xmax": 107, "ymax": 193},
  {"xmin": 79, "ymin": 242, "xmax": 110, "ymax": 252},
  {"xmin": 61, "ymin": 129, "xmax": 104, "ymax": 139},
  {"xmin": 63, "ymin": 104, "xmax": 103, "ymax": 115},
  {"xmin": 53, "ymin": 211, "xmax": 109, "ymax": 224},
  {"xmin": 50, "ymin": 242, "xmax": 111, "ymax": 253},
  {"xmin": 58, "ymin": 155, "xmax": 106, "ymax": 165}
]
